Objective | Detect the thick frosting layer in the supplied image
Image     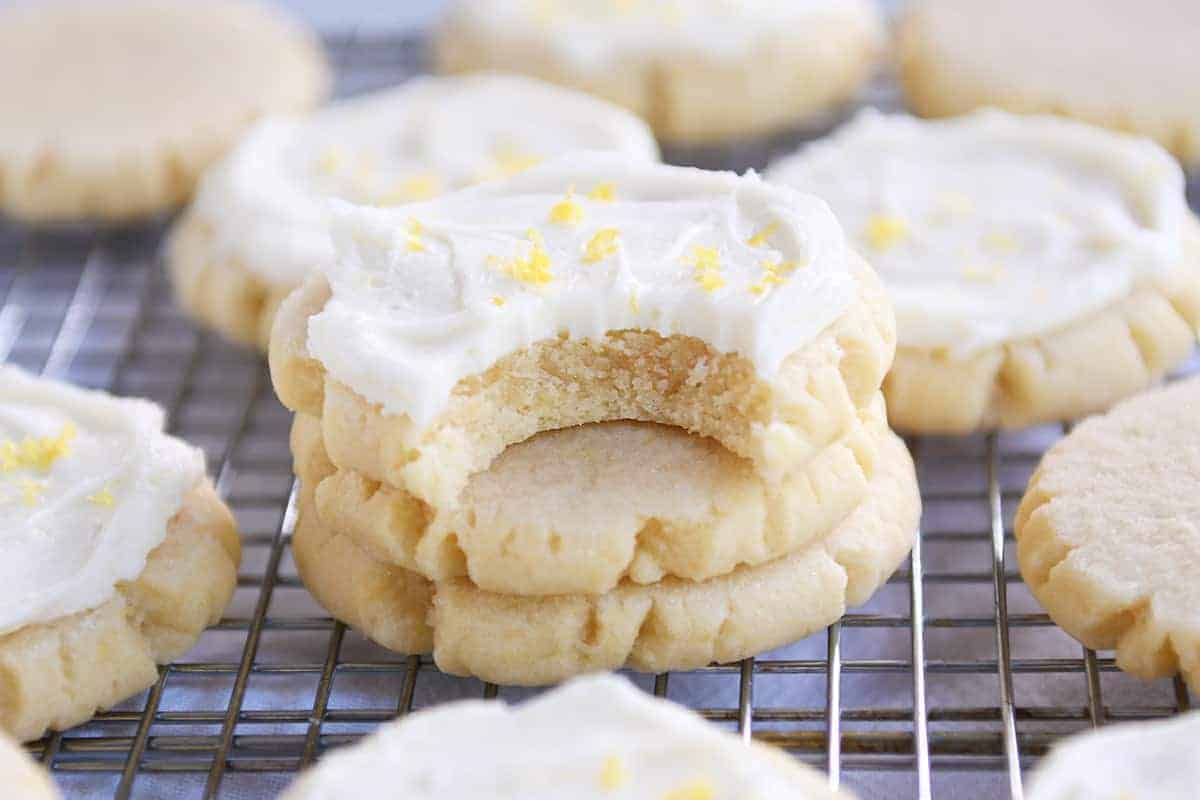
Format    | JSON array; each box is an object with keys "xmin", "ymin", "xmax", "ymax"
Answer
[
  {"xmin": 444, "ymin": 0, "xmax": 876, "ymax": 71},
  {"xmin": 0, "ymin": 366, "xmax": 204, "ymax": 636},
  {"xmin": 282, "ymin": 674, "xmax": 841, "ymax": 799},
  {"xmin": 189, "ymin": 74, "xmax": 659, "ymax": 287},
  {"xmin": 1027, "ymin": 711, "xmax": 1200, "ymax": 800},
  {"xmin": 307, "ymin": 154, "xmax": 856, "ymax": 425},
  {"xmin": 768, "ymin": 110, "xmax": 1189, "ymax": 354}
]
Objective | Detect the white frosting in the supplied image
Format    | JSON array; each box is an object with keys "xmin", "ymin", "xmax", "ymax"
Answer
[
  {"xmin": 768, "ymin": 110, "xmax": 1189, "ymax": 355},
  {"xmin": 0, "ymin": 366, "xmax": 204, "ymax": 636},
  {"xmin": 444, "ymin": 0, "xmax": 877, "ymax": 71},
  {"xmin": 307, "ymin": 154, "xmax": 856, "ymax": 425},
  {"xmin": 282, "ymin": 674, "xmax": 839, "ymax": 800},
  {"xmin": 1027, "ymin": 711, "xmax": 1200, "ymax": 800},
  {"xmin": 189, "ymin": 74, "xmax": 659, "ymax": 287}
]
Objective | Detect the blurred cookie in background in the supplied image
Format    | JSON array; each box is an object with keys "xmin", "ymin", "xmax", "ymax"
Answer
[
  {"xmin": 435, "ymin": 0, "xmax": 884, "ymax": 144},
  {"xmin": 899, "ymin": 0, "xmax": 1200, "ymax": 171},
  {"xmin": 0, "ymin": 0, "xmax": 330, "ymax": 223}
]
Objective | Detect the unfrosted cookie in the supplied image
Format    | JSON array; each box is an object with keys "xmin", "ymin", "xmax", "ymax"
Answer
[
  {"xmin": 0, "ymin": 366, "xmax": 240, "ymax": 741},
  {"xmin": 282, "ymin": 674, "xmax": 853, "ymax": 800},
  {"xmin": 899, "ymin": 0, "xmax": 1200, "ymax": 169},
  {"xmin": 167, "ymin": 74, "xmax": 659, "ymax": 350},
  {"xmin": 1015, "ymin": 377, "xmax": 1200, "ymax": 691},
  {"xmin": 435, "ymin": 0, "xmax": 883, "ymax": 144},
  {"xmin": 290, "ymin": 418, "xmax": 919, "ymax": 685},
  {"xmin": 292, "ymin": 393, "xmax": 888, "ymax": 596},
  {"xmin": 0, "ymin": 733, "xmax": 58, "ymax": 800},
  {"xmin": 269, "ymin": 155, "xmax": 896, "ymax": 510},
  {"xmin": 769, "ymin": 110, "xmax": 1200, "ymax": 433},
  {"xmin": 1027, "ymin": 711, "xmax": 1200, "ymax": 800},
  {"xmin": 0, "ymin": 0, "xmax": 329, "ymax": 222}
]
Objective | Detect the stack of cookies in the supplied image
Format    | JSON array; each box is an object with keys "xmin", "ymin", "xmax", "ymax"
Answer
[{"xmin": 269, "ymin": 155, "xmax": 920, "ymax": 684}]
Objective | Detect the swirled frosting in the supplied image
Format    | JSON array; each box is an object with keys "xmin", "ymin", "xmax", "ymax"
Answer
[
  {"xmin": 307, "ymin": 154, "xmax": 856, "ymax": 425},
  {"xmin": 282, "ymin": 674, "xmax": 845, "ymax": 800},
  {"xmin": 767, "ymin": 110, "xmax": 1189, "ymax": 354},
  {"xmin": 188, "ymin": 73, "xmax": 659, "ymax": 287},
  {"xmin": 441, "ymin": 0, "xmax": 879, "ymax": 72},
  {"xmin": 0, "ymin": 366, "xmax": 204, "ymax": 635}
]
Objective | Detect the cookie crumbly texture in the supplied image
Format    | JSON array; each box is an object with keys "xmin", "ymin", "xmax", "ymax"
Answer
[
  {"xmin": 434, "ymin": 1, "xmax": 883, "ymax": 144},
  {"xmin": 280, "ymin": 675, "xmax": 855, "ymax": 800},
  {"xmin": 897, "ymin": 0, "xmax": 1200, "ymax": 169},
  {"xmin": 0, "ymin": 0, "xmax": 329, "ymax": 222},
  {"xmin": 291, "ymin": 422, "xmax": 919, "ymax": 685},
  {"xmin": 885, "ymin": 219, "xmax": 1200, "ymax": 433},
  {"xmin": 1016, "ymin": 377, "xmax": 1200, "ymax": 691},
  {"xmin": 0, "ymin": 733, "xmax": 59, "ymax": 800},
  {"xmin": 270, "ymin": 252, "xmax": 896, "ymax": 510},
  {"xmin": 0, "ymin": 482, "xmax": 239, "ymax": 742},
  {"xmin": 292, "ymin": 392, "xmax": 888, "ymax": 596}
]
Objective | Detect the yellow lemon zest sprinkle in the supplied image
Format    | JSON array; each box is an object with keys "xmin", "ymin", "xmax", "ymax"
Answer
[
  {"xmin": 599, "ymin": 755, "xmax": 629, "ymax": 791},
  {"xmin": 490, "ymin": 296, "xmax": 506, "ymax": 307},
  {"xmin": 315, "ymin": 147, "xmax": 343, "ymax": 175},
  {"xmin": 492, "ymin": 146, "xmax": 542, "ymax": 178},
  {"xmin": 1, "ymin": 423, "xmax": 77, "ymax": 474},
  {"xmin": 588, "ymin": 182, "xmax": 617, "ymax": 202},
  {"xmin": 549, "ymin": 186, "xmax": 584, "ymax": 226},
  {"xmin": 405, "ymin": 218, "xmax": 426, "ymax": 252},
  {"xmin": 962, "ymin": 263, "xmax": 1005, "ymax": 283},
  {"xmin": 981, "ymin": 232, "xmax": 1018, "ymax": 253},
  {"xmin": 628, "ymin": 290, "xmax": 640, "ymax": 314},
  {"xmin": 661, "ymin": 778, "xmax": 715, "ymax": 800},
  {"xmin": 495, "ymin": 229, "xmax": 553, "ymax": 286},
  {"xmin": 19, "ymin": 479, "xmax": 46, "ymax": 507},
  {"xmin": 684, "ymin": 245, "xmax": 725, "ymax": 292},
  {"xmin": 88, "ymin": 487, "xmax": 116, "ymax": 507},
  {"xmin": 747, "ymin": 222, "xmax": 779, "ymax": 248},
  {"xmin": 584, "ymin": 228, "xmax": 621, "ymax": 263},
  {"xmin": 0, "ymin": 442, "xmax": 19, "ymax": 472},
  {"xmin": 863, "ymin": 214, "xmax": 910, "ymax": 251},
  {"xmin": 377, "ymin": 173, "xmax": 443, "ymax": 205}
]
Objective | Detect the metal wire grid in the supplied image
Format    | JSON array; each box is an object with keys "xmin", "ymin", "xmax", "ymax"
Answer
[{"xmin": 1, "ymin": 33, "xmax": 1197, "ymax": 800}]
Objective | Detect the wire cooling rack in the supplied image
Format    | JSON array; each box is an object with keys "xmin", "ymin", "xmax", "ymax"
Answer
[{"xmin": 4, "ymin": 33, "xmax": 1198, "ymax": 800}]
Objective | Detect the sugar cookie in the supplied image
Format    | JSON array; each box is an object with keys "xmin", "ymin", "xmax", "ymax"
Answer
[
  {"xmin": 1016, "ymin": 377, "xmax": 1200, "ymax": 691},
  {"xmin": 168, "ymin": 74, "xmax": 658, "ymax": 349},
  {"xmin": 435, "ymin": 0, "xmax": 883, "ymax": 144},
  {"xmin": 269, "ymin": 155, "xmax": 895, "ymax": 510},
  {"xmin": 282, "ymin": 674, "xmax": 853, "ymax": 799},
  {"xmin": 769, "ymin": 111, "xmax": 1200, "ymax": 433},
  {"xmin": 0, "ymin": 366, "xmax": 240, "ymax": 741},
  {"xmin": 899, "ymin": 0, "xmax": 1200, "ymax": 169},
  {"xmin": 0, "ymin": 0, "xmax": 329, "ymax": 222}
]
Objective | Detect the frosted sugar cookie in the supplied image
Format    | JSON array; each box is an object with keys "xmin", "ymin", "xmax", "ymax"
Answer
[
  {"xmin": 0, "ymin": 733, "xmax": 58, "ymax": 800},
  {"xmin": 0, "ymin": 366, "xmax": 240, "ymax": 741},
  {"xmin": 269, "ymin": 155, "xmax": 896, "ymax": 509},
  {"xmin": 0, "ymin": 0, "xmax": 329, "ymax": 223},
  {"xmin": 1026, "ymin": 711, "xmax": 1200, "ymax": 800},
  {"xmin": 1015, "ymin": 377, "xmax": 1200, "ymax": 691},
  {"xmin": 768, "ymin": 110, "xmax": 1200, "ymax": 433},
  {"xmin": 434, "ymin": 0, "xmax": 883, "ymax": 144},
  {"xmin": 899, "ymin": 0, "xmax": 1200, "ymax": 169},
  {"xmin": 282, "ymin": 674, "xmax": 853, "ymax": 800},
  {"xmin": 294, "ymin": 393, "xmax": 887, "ymax": 596},
  {"xmin": 290, "ymin": 418, "xmax": 919, "ymax": 685},
  {"xmin": 167, "ymin": 74, "xmax": 659, "ymax": 350}
]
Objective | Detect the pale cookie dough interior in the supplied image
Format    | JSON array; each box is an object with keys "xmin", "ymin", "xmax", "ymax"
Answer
[
  {"xmin": 899, "ymin": 0, "xmax": 1200, "ymax": 169},
  {"xmin": 0, "ymin": 367, "xmax": 240, "ymax": 741},
  {"xmin": 769, "ymin": 110, "xmax": 1200, "ymax": 432},
  {"xmin": 282, "ymin": 674, "xmax": 854, "ymax": 800},
  {"xmin": 1016, "ymin": 377, "xmax": 1200, "ymax": 692},
  {"xmin": 0, "ymin": 0, "xmax": 330, "ymax": 222},
  {"xmin": 290, "ymin": 420, "xmax": 919, "ymax": 685},
  {"xmin": 269, "ymin": 155, "xmax": 895, "ymax": 509},
  {"xmin": 0, "ymin": 733, "xmax": 59, "ymax": 800},
  {"xmin": 292, "ymin": 393, "xmax": 888, "ymax": 596},
  {"xmin": 1026, "ymin": 710, "xmax": 1200, "ymax": 800},
  {"xmin": 435, "ymin": 0, "xmax": 883, "ymax": 144},
  {"xmin": 167, "ymin": 74, "xmax": 659, "ymax": 350}
]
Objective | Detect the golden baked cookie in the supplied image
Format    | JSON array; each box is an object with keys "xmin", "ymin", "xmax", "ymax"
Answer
[{"xmin": 0, "ymin": 0, "xmax": 329, "ymax": 222}]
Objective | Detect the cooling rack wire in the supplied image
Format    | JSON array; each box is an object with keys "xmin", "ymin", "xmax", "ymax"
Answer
[{"xmin": 3, "ymin": 33, "xmax": 1197, "ymax": 800}]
